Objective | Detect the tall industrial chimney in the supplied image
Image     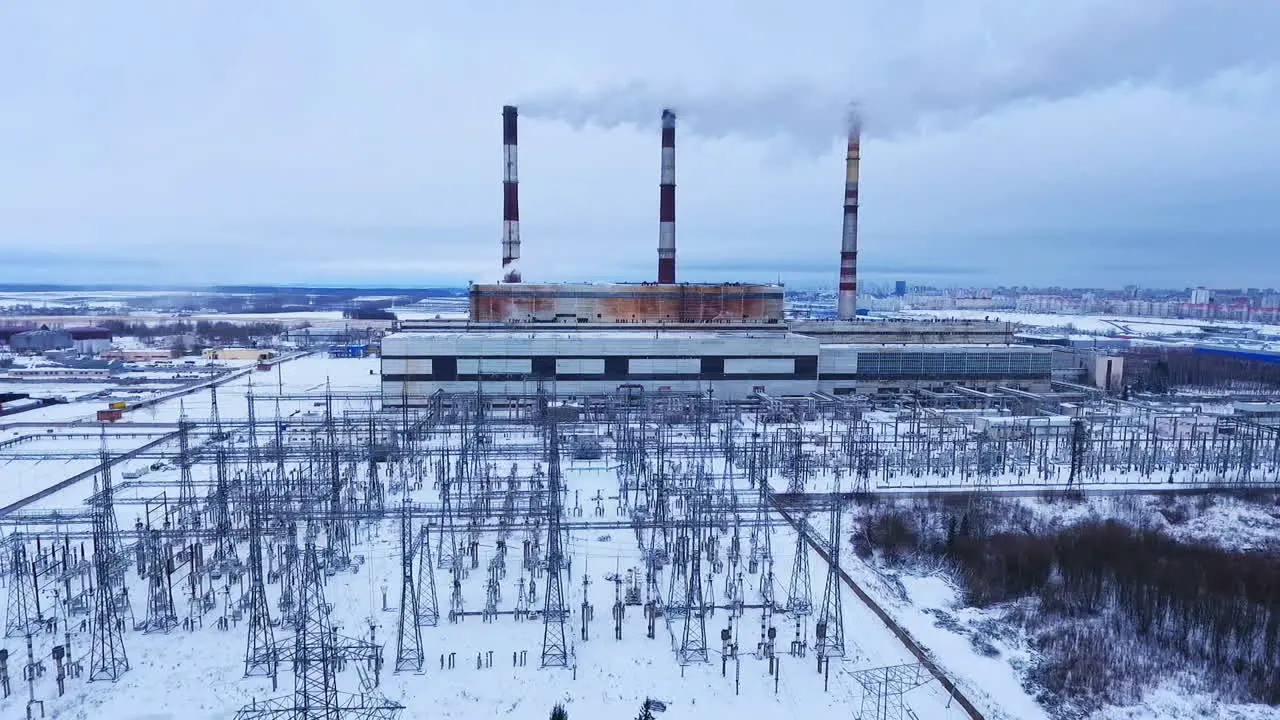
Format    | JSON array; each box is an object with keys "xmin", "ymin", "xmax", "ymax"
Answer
[
  {"xmin": 502, "ymin": 105, "xmax": 521, "ymax": 283},
  {"xmin": 658, "ymin": 108, "xmax": 677, "ymax": 284},
  {"xmin": 836, "ymin": 107, "xmax": 862, "ymax": 320}
]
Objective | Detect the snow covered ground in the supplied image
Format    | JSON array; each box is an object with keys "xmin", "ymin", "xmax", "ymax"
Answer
[
  {"xmin": 0, "ymin": 452, "xmax": 980, "ymax": 720},
  {"xmin": 897, "ymin": 309, "xmax": 1280, "ymax": 337},
  {"xmin": 835, "ymin": 492, "xmax": 1280, "ymax": 720},
  {"xmin": 6, "ymin": 354, "xmax": 1272, "ymax": 719},
  {"xmin": 0, "ymin": 356, "xmax": 1005, "ymax": 720}
]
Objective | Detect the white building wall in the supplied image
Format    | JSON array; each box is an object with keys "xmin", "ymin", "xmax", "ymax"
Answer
[
  {"xmin": 724, "ymin": 358, "xmax": 794, "ymax": 374},
  {"xmin": 381, "ymin": 331, "xmax": 819, "ymax": 403},
  {"xmin": 556, "ymin": 358, "xmax": 605, "ymax": 375},
  {"xmin": 458, "ymin": 357, "xmax": 531, "ymax": 374},
  {"xmin": 383, "ymin": 378, "xmax": 815, "ymax": 401},
  {"xmin": 629, "ymin": 358, "xmax": 700, "ymax": 374}
]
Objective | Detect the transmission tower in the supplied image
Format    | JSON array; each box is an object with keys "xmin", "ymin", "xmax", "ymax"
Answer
[
  {"xmin": 678, "ymin": 499, "xmax": 708, "ymax": 664},
  {"xmin": 176, "ymin": 405, "xmax": 198, "ymax": 530},
  {"xmin": 540, "ymin": 422, "xmax": 569, "ymax": 668},
  {"xmin": 365, "ymin": 414, "xmax": 385, "ymax": 514},
  {"xmin": 243, "ymin": 501, "xmax": 275, "ymax": 677},
  {"xmin": 394, "ymin": 501, "xmax": 423, "ymax": 672},
  {"xmin": 88, "ymin": 466, "xmax": 129, "ymax": 681},
  {"xmin": 815, "ymin": 476, "xmax": 845, "ymax": 670},
  {"xmin": 295, "ymin": 542, "xmax": 339, "ymax": 712},
  {"xmin": 4, "ymin": 539, "xmax": 41, "ymax": 638},
  {"xmin": 414, "ymin": 526, "xmax": 439, "ymax": 628},
  {"xmin": 235, "ymin": 542, "xmax": 404, "ymax": 719},
  {"xmin": 324, "ymin": 389, "xmax": 352, "ymax": 565},
  {"xmin": 210, "ymin": 387, "xmax": 240, "ymax": 570},
  {"xmin": 142, "ymin": 528, "xmax": 177, "ymax": 633},
  {"xmin": 786, "ymin": 517, "xmax": 813, "ymax": 616},
  {"xmin": 850, "ymin": 663, "xmax": 933, "ymax": 720}
]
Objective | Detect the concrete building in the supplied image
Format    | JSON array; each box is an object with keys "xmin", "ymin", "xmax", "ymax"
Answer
[
  {"xmin": 382, "ymin": 330, "xmax": 818, "ymax": 404},
  {"xmin": 4, "ymin": 367, "xmax": 112, "ymax": 380},
  {"xmin": 102, "ymin": 349, "xmax": 177, "ymax": 362},
  {"xmin": 1093, "ymin": 355, "xmax": 1125, "ymax": 392},
  {"xmin": 382, "ymin": 331, "xmax": 1053, "ymax": 403},
  {"xmin": 203, "ymin": 348, "xmax": 278, "ymax": 361},
  {"xmin": 468, "ymin": 283, "xmax": 784, "ymax": 324}
]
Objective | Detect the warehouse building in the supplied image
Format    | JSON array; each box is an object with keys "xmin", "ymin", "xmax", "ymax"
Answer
[
  {"xmin": 202, "ymin": 347, "xmax": 279, "ymax": 362},
  {"xmin": 381, "ymin": 331, "xmax": 1054, "ymax": 404},
  {"xmin": 9, "ymin": 329, "xmax": 73, "ymax": 353},
  {"xmin": 383, "ymin": 331, "xmax": 818, "ymax": 404}
]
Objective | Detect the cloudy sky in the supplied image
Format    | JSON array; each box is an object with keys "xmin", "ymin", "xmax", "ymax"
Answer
[{"xmin": 1, "ymin": 1, "xmax": 1278, "ymax": 290}]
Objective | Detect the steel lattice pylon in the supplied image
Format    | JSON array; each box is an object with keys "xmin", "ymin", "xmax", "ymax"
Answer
[
  {"xmin": 4, "ymin": 538, "xmax": 41, "ymax": 638},
  {"xmin": 244, "ymin": 502, "xmax": 276, "ymax": 677},
  {"xmin": 394, "ymin": 500, "xmax": 423, "ymax": 672},
  {"xmin": 850, "ymin": 662, "xmax": 932, "ymax": 720},
  {"xmin": 786, "ymin": 517, "xmax": 813, "ymax": 617},
  {"xmin": 815, "ymin": 475, "xmax": 845, "ymax": 669},
  {"xmin": 540, "ymin": 422, "xmax": 569, "ymax": 668},
  {"xmin": 235, "ymin": 542, "xmax": 404, "ymax": 719},
  {"xmin": 414, "ymin": 525, "xmax": 439, "ymax": 628},
  {"xmin": 678, "ymin": 499, "xmax": 708, "ymax": 664},
  {"xmin": 88, "ymin": 497, "xmax": 129, "ymax": 680}
]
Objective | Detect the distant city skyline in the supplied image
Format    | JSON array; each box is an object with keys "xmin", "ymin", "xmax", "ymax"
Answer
[{"xmin": 1, "ymin": 2, "xmax": 1278, "ymax": 288}]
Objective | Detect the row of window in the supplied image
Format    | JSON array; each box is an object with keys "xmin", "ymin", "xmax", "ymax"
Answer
[
  {"xmin": 383, "ymin": 355, "xmax": 818, "ymax": 382},
  {"xmin": 382, "ymin": 352, "xmax": 1051, "ymax": 382}
]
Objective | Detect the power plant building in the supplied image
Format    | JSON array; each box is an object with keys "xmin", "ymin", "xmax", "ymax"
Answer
[
  {"xmin": 380, "ymin": 103, "xmax": 1053, "ymax": 405},
  {"xmin": 382, "ymin": 331, "xmax": 1052, "ymax": 404},
  {"xmin": 382, "ymin": 331, "xmax": 819, "ymax": 402},
  {"xmin": 469, "ymin": 283, "xmax": 784, "ymax": 324}
]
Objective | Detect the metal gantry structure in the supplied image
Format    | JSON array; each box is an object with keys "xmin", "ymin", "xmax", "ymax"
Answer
[{"xmin": 2, "ymin": 383, "xmax": 1278, "ymax": 717}]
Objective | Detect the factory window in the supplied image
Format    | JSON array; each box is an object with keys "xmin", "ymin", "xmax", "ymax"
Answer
[
  {"xmin": 432, "ymin": 357, "xmax": 457, "ymax": 381},
  {"xmin": 795, "ymin": 356, "xmax": 818, "ymax": 379},
  {"xmin": 604, "ymin": 357, "xmax": 628, "ymax": 380},
  {"xmin": 701, "ymin": 357, "xmax": 724, "ymax": 377},
  {"xmin": 531, "ymin": 356, "xmax": 556, "ymax": 378}
]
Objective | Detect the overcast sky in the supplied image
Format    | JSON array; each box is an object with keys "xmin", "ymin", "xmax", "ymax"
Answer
[{"xmin": 2, "ymin": 1, "xmax": 1278, "ymax": 290}]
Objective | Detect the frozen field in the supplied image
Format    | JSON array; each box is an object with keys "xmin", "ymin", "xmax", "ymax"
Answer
[{"xmin": 898, "ymin": 309, "xmax": 1280, "ymax": 337}]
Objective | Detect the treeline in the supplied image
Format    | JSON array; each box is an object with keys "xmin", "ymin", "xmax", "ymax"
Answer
[
  {"xmin": 858, "ymin": 496, "xmax": 1280, "ymax": 712},
  {"xmin": 343, "ymin": 308, "xmax": 396, "ymax": 320},
  {"xmin": 0, "ymin": 304, "xmax": 94, "ymax": 316},
  {"xmin": 1125, "ymin": 348, "xmax": 1280, "ymax": 392},
  {"xmin": 100, "ymin": 320, "xmax": 289, "ymax": 344}
]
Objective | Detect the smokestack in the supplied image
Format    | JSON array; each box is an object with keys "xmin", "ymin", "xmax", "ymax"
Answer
[
  {"xmin": 658, "ymin": 108, "xmax": 676, "ymax": 284},
  {"xmin": 502, "ymin": 105, "xmax": 521, "ymax": 283},
  {"xmin": 836, "ymin": 106, "xmax": 861, "ymax": 320}
]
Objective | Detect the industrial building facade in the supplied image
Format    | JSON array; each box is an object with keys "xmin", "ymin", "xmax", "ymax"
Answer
[
  {"xmin": 381, "ymin": 331, "xmax": 1053, "ymax": 404},
  {"xmin": 469, "ymin": 283, "xmax": 785, "ymax": 324},
  {"xmin": 383, "ymin": 331, "xmax": 817, "ymax": 402}
]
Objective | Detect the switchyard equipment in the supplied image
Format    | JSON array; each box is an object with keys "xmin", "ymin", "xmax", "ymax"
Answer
[{"xmin": 2, "ymin": 378, "xmax": 1279, "ymax": 719}]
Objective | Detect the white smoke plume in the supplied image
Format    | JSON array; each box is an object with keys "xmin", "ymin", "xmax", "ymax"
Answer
[{"xmin": 517, "ymin": 1, "xmax": 1279, "ymax": 154}]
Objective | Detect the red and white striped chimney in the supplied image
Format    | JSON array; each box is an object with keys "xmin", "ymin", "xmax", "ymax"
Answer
[
  {"xmin": 658, "ymin": 108, "xmax": 677, "ymax": 284},
  {"xmin": 502, "ymin": 105, "xmax": 521, "ymax": 283},
  {"xmin": 837, "ymin": 107, "xmax": 861, "ymax": 320}
]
